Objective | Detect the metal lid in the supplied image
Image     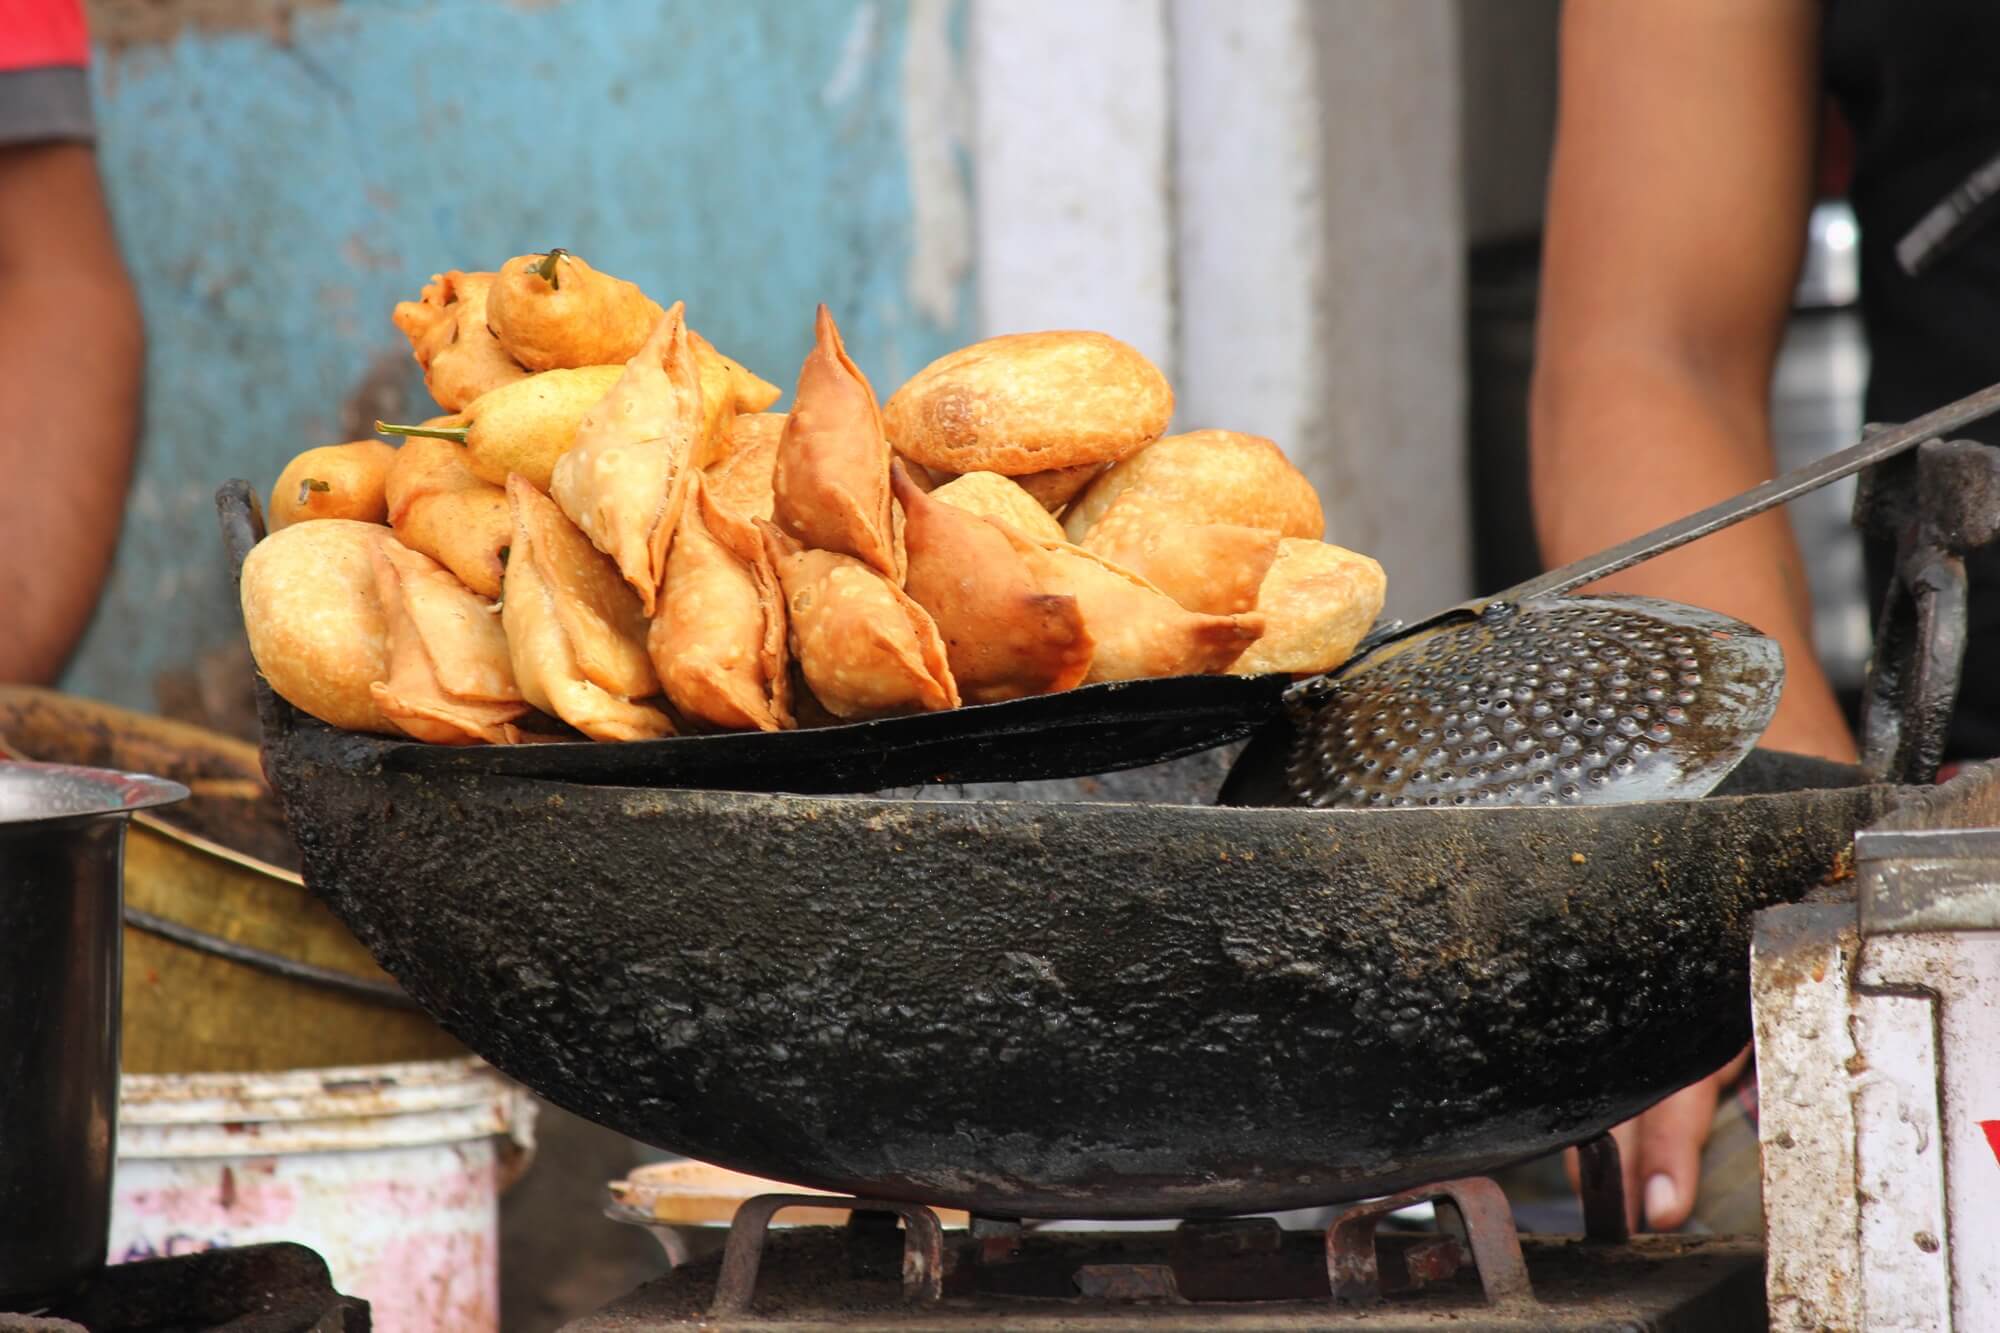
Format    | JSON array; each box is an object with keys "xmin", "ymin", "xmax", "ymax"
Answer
[{"xmin": 0, "ymin": 759, "xmax": 188, "ymax": 827}]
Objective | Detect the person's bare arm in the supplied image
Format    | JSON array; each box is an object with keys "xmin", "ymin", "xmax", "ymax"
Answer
[
  {"xmin": 0, "ymin": 142, "xmax": 142, "ymax": 684},
  {"xmin": 1532, "ymin": 0, "xmax": 1851, "ymax": 764},
  {"xmin": 1533, "ymin": 0, "xmax": 1837, "ymax": 1233}
]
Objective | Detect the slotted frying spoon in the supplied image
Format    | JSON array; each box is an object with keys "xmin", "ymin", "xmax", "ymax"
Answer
[{"xmin": 1282, "ymin": 379, "xmax": 2000, "ymax": 809}]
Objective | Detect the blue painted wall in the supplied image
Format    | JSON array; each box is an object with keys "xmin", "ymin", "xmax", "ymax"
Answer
[{"xmin": 65, "ymin": 0, "xmax": 973, "ymax": 714}]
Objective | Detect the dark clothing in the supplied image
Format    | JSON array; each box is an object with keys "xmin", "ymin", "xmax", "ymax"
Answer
[{"xmin": 1824, "ymin": 0, "xmax": 2000, "ymax": 757}]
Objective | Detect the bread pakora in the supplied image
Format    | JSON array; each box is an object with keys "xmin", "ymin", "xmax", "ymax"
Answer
[
  {"xmin": 883, "ymin": 331, "xmax": 1172, "ymax": 475},
  {"xmin": 383, "ymin": 427, "xmax": 511, "ymax": 598},
  {"xmin": 240, "ymin": 519, "xmax": 396, "ymax": 734},
  {"xmin": 1065, "ymin": 429, "xmax": 1324, "ymax": 542},
  {"xmin": 391, "ymin": 270, "xmax": 530, "ymax": 412},
  {"xmin": 487, "ymin": 250, "xmax": 665, "ymax": 372},
  {"xmin": 269, "ymin": 440, "xmax": 397, "ymax": 529}
]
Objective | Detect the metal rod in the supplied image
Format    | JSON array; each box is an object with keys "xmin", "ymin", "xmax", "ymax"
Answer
[
  {"xmin": 1325, "ymin": 1176, "xmax": 1535, "ymax": 1310},
  {"xmin": 1573, "ymin": 1133, "xmax": 1631, "ymax": 1243},
  {"xmin": 1509, "ymin": 379, "xmax": 2000, "ymax": 603},
  {"xmin": 122, "ymin": 906, "xmax": 419, "ymax": 1009}
]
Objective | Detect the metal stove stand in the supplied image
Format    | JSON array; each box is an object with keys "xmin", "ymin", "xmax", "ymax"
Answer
[{"xmin": 567, "ymin": 1145, "xmax": 1765, "ymax": 1331}]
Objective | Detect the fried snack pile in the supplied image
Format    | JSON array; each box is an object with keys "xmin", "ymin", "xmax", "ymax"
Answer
[{"xmin": 243, "ymin": 248, "xmax": 1387, "ymax": 744}]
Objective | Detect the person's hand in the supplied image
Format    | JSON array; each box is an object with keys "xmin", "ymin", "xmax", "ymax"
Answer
[{"xmin": 1566, "ymin": 1045, "xmax": 1749, "ymax": 1231}]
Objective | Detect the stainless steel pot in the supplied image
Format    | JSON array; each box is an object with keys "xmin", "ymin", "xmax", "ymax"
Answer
[{"xmin": 0, "ymin": 760, "xmax": 185, "ymax": 1304}]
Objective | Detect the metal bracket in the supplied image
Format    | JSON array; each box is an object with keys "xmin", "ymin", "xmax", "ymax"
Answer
[
  {"xmin": 1855, "ymin": 826, "xmax": 2000, "ymax": 934},
  {"xmin": 1854, "ymin": 437, "xmax": 2000, "ymax": 784},
  {"xmin": 968, "ymin": 1213, "xmax": 1021, "ymax": 1265},
  {"xmin": 1325, "ymin": 1176, "xmax": 1534, "ymax": 1310},
  {"xmin": 708, "ymin": 1194, "xmax": 943, "ymax": 1317},
  {"xmin": 1574, "ymin": 1132, "xmax": 1632, "ymax": 1242}
]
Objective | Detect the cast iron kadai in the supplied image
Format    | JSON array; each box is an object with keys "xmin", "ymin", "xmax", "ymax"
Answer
[
  {"xmin": 213, "ymin": 476, "xmax": 1984, "ymax": 1218},
  {"xmin": 249, "ymin": 378, "xmax": 2000, "ymax": 798},
  {"xmin": 209, "ymin": 410, "xmax": 2000, "ymax": 1219},
  {"xmin": 226, "ymin": 654, "xmax": 1964, "ymax": 1216}
]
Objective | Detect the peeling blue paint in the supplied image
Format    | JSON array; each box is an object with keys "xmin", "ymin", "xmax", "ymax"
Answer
[{"xmin": 65, "ymin": 0, "xmax": 973, "ymax": 711}]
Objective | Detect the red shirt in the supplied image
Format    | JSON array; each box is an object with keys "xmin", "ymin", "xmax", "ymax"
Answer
[
  {"xmin": 0, "ymin": 0, "xmax": 90, "ymax": 72},
  {"xmin": 0, "ymin": 0, "xmax": 93, "ymax": 145}
]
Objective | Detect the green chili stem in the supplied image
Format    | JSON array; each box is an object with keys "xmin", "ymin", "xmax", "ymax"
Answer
[
  {"xmin": 297, "ymin": 478, "xmax": 331, "ymax": 504},
  {"xmin": 376, "ymin": 420, "xmax": 469, "ymax": 444},
  {"xmin": 533, "ymin": 247, "xmax": 570, "ymax": 289}
]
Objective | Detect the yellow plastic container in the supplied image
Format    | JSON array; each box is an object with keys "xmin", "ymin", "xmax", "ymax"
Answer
[{"xmin": 0, "ymin": 688, "xmax": 463, "ymax": 1074}]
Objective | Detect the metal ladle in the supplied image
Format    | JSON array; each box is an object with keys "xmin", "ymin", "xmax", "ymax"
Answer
[{"xmin": 1285, "ymin": 380, "xmax": 2000, "ymax": 808}]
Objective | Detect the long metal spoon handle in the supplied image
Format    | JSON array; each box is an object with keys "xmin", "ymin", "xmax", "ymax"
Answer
[{"xmin": 1508, "ymin": 378, "xmax": 2000, "ymax": 603}]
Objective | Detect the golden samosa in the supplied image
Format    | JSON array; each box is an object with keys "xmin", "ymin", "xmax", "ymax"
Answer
[
  {"xmin": 762, "ymin": 523, "xmax": 958, "ymax": 720},
  {"xmin": 487, "ymin": 250, "xmax": 665, "ymax": 372},
  {"xmin": 928, "ymin": 471, "xmax": 1066, "ymax": 544},
  {"xmin": 1081, "ymin": 502, "xmax": 1281, "ymax": 616},
  {"xmin": 703, "ymin": 412, "xmax": 783, "ymax": 523},
  {"xmin": 772, "ymin": 305, "xmax": 901, "ymax": 581},
  {"xmin": 892, "ymin": 464, "xmax": 1090, "ymax": 704},
  {"xmin": 1000, "ymin": 531, "xmax": 1264, "ymax": 683},
  {"xmin": 503, "ymin": 478, "xmax": 672, "ymax": 741},
  {"xmin": 368, "ymin": 538, "xmax": 526, "ymax": 745},
  {"xmin": 384, "ymin": 430, "xmax": 512, "ymax": 598},
  {"xmin": 391, "ymin": 270, "xmax": 530, "ymax": 412},
  {"xmin": 650, "ymin": 473, "xmax": 792, "ymax": 732},
  {"xmin": 1229, "ymin": 539, "xmax": 1387, "ymax": 677},
  {"xmin": 689, "ymin": 332, "xmax": 782, "ymax": 466},
  {"xmin": 1011, "ymin": 463, "xmax": 1104, "ymax": 513},
  {"xmin": 549, "ymin": 303, "xmax": 705, "ymax": 615}
]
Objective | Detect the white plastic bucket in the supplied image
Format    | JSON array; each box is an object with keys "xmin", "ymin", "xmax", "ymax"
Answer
[{"xmin": 109, "ymin": 1057, "xmax": 535, "ymax": 1333}]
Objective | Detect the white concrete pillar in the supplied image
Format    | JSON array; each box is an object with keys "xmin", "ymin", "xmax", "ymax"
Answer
[
  {"xmin": 967, "ymin": 0, "xmax": 1177, "ymax": 377},
  {"xmin": 971, "ymin": 0, "xmax": 1472, "ymax": 616}
]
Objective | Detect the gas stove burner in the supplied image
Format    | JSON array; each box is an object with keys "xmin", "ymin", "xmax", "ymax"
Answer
[
  {"xmin": 573, "ymin": 1161, "xmax": 1765, "ymax": 1331},
  {"xmin": 0, "ymin": 1243, "xmax": 366, "ymax": 1332}
]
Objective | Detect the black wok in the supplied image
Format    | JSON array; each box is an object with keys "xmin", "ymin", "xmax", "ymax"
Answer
[
  {"xmin": 255, "ymin": 714, "xmax": 1914, "ymax": 1218},
  {"xmin": 221, "ymin": 483, "xmax": 1926, "ymax": 1217}
]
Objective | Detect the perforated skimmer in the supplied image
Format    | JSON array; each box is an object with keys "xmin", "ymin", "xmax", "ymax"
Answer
[
  {"xmin": 1285, "ymin": 378, "xmax": 2000, "ymax": 809},
  {"xmin": 1285, "ymin": 596, "xmax": 1779, "ymax": 808}
]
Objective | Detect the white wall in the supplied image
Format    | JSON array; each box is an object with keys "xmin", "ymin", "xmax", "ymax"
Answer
[
  {"xmin": 969, "ymin": 0, "xmax": 1472, "ymax": 615},
  {"xmin": 968, "ymin": 0, "xmax": 1177, "ymax": 377}
]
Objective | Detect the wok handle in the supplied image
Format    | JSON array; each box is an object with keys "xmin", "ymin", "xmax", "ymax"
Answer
[
  {"xmin": 1856, "ymin": 438, "xmax": 2000, "ymax": 783},
  {"xmin": 215, "ymin": 481, "xmax": 296, "ymax": 747}
]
